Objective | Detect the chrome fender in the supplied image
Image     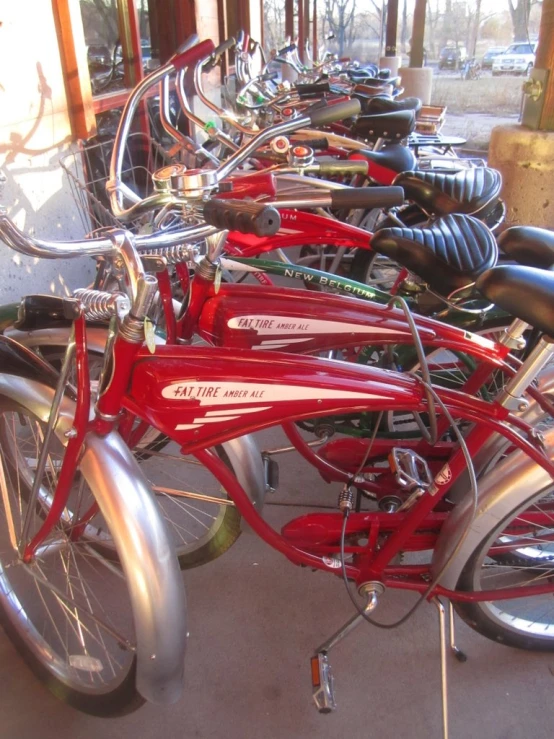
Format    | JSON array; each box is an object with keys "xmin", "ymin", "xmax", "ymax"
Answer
[
  {"xmin": 0, "ymin": 374, "xmax": 187, "ymax": 704},
  {"xmin": 5, "ymin": 325, "xmax": 113, "ymax": 355},
  {"xmin": 432, "ymin": 426, "xmax": 554, "ymax": 590},
  {"xmin": 8, "ymin": 326, "xmax": 267, "ymax": 509},
  {"xmin": 221, "ymin": 434, "xmax": 265, "ymax": 511}
]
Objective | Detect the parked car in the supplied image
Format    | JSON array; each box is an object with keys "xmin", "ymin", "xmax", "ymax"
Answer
[
  {"xmin": 87, "ymin": 44, "xmax": 112, "ymax": 68},
  {"xmin": 492, "ymin": 42, "xmax": 537, "ymax": 76},
  {"xmin": 481, "ymin": 47, "xmax": 505, "ymax": 69},
  {"xmin": 438, "ymin": 46, "xmax": 468, "ymax": 70}
]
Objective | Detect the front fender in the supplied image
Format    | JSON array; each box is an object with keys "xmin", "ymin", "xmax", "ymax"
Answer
[
  {"xmin": 0, "ymin": 374, "xmax": 187, "ymax": 704},
  {"xmin": 432, "ymin": 426, "xmax": 554, "ymax": 590}
]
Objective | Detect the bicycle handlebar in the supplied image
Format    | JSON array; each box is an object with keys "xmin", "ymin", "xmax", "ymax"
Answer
[
  {"xmin": 169, "ymin": 39, "xmax": 216, "ymax": 71},
  {"xmin": 109, "ymin": 39, "xmax": 215, "ymax": 219},
  {"xmin": 0, "ymin": 214, "xmax": 216, "ymax": 261}
]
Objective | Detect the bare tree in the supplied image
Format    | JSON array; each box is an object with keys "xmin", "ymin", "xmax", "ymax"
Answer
[
  {"xmin": 80, "ymin": 0, "xmax": 119, "ymax": 46},
  {"xmin": 401, "ymin": 0, "xmax": 409, "ymax": 52},
  {"xmin": 324, "ymin": 0, "xmax": 357, "ymax": 56},
  {"xmin": 507, "ymin": 0, "xmax": 538, "ymax": 42},
  {"xmin": 263, "ymin": 0, "xmax": 286, "ymax": 52},
  {"xmin": 426, "ymin": 0, "xmax": 441, "ymax": 57}
]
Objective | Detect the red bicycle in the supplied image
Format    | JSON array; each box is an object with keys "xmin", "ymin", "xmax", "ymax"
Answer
[{"xmin": 2, "ymin": 205, "xmax": 554, "ymax": 736}]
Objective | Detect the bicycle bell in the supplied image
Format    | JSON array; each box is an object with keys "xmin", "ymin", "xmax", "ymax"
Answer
[
  {"xmin": 289, "ymin": 144, "xmax": 314, "ymax": 167},
  {"xmin": 270, "ymin": 135, "xmax": 291, "ymax": 156},
  {"xmin": 152, "ymin": 163, "xmax": 218, "ymax": 200}
]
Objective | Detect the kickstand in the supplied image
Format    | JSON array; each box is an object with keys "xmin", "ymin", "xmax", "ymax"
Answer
[
  {"xmin": 432, "ymin": 598, "xmax": 449, "ymax": 739},
  {"xmin": 448, "ymin": 601, "xmax": 468, "ymax": 663}
]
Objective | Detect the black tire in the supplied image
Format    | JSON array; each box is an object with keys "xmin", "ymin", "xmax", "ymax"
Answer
[
  {"xmin": 0, "ymin": 390, "xmax": 143, "ymax": 715},
  {"xmin": 454, "ymin": 484, "xmax": 554, "ymax": 651}
]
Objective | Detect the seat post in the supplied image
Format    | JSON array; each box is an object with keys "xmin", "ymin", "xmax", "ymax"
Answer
[{"xmin": 499, "ymin": 336, "xmax": 554, "ymax": 411}]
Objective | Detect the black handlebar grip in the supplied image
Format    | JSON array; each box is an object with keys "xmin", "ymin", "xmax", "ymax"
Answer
[
  {"xmin": 262, "ymin": 71, "xmax": 280, "ymax": 81},
  {"xmin": 204, "ymin": 37, "xmax": 236, "ymax": 71},
  {"xmin": 277, "ymin": 43, "xmax": 297, "ymax": 56},
  {"xmin": 203, "ymin": 199, "xmax": 281, "ymax": 237},
  {"xmin": 293, "ymin": 137, "xmax": 329, "ymax": 150},
  {"xmin": 306, "ymin": 98, "xmax": 361, "ymax": 128},
  {"xmin": 296, "ymin": 81, "xmax": 331, "ymax": 98},
  {"xmin": 330, "ymin": 186, "xmax": 405, "ymax": 210},
  {"xmin": 213, "ymin": 37, "xmax": 236, "ymax": 59},
  {"xmin": 317, "ymin": 161, "xmax": 369, "ymax": 177}
]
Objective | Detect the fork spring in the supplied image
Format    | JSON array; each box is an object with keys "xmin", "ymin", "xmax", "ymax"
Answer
[
  {"xmin": 140, "ymin": 243, "xmax": 204, "ymax": 266},
  {"xmin": 73, "ymin": 288, "xmax": 129, "ymax": 321}
]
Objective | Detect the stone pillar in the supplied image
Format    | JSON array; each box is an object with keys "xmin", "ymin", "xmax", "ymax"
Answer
[
  {"xmin": 379, "ymin": 56, "xmax": 402, "ymax": 76},
  {"xmin": 488, "ymin": 124, "xmax": 554, "ymax": 228},
  {"xmin": 397, "ymin": 66, "xmax": 433, "ymax": 104}
]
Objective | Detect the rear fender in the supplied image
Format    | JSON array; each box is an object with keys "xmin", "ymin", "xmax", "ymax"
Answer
[
  {"xmin": 0, "ymin": 374, "xmax": 187, "ymax": 704},
  {"xmin": 432, "ymin": 426, "xmax": 554, "ymax": 590}
]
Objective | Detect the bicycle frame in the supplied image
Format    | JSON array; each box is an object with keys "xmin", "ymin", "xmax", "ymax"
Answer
[{"xmin": 118, "ymin": 341, "xmax": 554, "ymax": 602}]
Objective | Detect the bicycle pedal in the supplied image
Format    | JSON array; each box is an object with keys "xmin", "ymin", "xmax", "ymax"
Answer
[
  {"xmin": 311, "ymin": 653, "xmax": 336, "ymax": 713},
  {"xmin": 389, "ymin": 447, "xmax": 433, "ymax": 490}
]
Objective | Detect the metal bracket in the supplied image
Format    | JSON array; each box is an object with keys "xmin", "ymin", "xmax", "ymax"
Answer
[{"xmin": 522, "ymin": 68, "xmax": 549, "ymax": 129}]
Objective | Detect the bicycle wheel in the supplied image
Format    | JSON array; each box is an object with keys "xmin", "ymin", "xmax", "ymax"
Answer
[
  {"xmin": 454, "ymin": 484, "xmax": 554, "ymax": 650},
  {"xmin": 0, "ymin": 392, "xmax": 142, "ymax": 715},
  {"xmin": 135, "ymin": 443, "xmax": 241, "ymax": 569}
]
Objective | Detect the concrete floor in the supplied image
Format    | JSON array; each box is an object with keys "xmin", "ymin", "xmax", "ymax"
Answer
[{"xmin": 2, "ymin": 437, "xmax": 554, "ymax": 739}]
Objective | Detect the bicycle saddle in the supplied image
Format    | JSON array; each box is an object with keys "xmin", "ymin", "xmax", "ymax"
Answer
[
  {"xmin": 350, "ymin": 144, "xmax": 417, "ymax": 178},
  {"xmin": 477, "ymin": 265, "xmax": 554, "ymax": 337},
  {"xmin": 498, "ymin": 226, "xmax": 554, "ymax": 269},
  {"xmin": 393, "ymin": 168, "xmax": 502, "ymax": 218},
  {"xmin": 371, "ymin": 213, "xmax": 498, "ymax": 295},
  {"xmin": 364, "ymin": 96, "xmax": 422, "ymax": 115},
  {"xmin": 353, "ymin": 89, "xmax": 395, "ymax": 112},
  {"xmin": 350, "ymin": 110, "xmax": 416, "ymax": 141}
]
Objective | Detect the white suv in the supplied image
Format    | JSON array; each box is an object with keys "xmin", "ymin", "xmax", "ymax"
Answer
[{"xmin": 492, "ymin": 42, "xmax": 536, "ymax": 76}]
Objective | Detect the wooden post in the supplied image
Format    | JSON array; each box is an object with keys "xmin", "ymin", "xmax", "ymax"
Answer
[
  {"xmin": 285, "ymin": 0, "xmax": 295, "ymax": 40},
  {"xmin": 312, "ymin": 0, "xmax": 318, "ymax": 62},
  {"xmin": 52, "ymin": 0, "xmax": 96, "ymax": 139},
  {"xmin": 298, "ymin": 0, "xmax": 306, "ymax": 63},
  {"xmin": 536, "ymin": 0, "xmax": 554, "ymax": 131},
  {"xmin": 409, "ymin": 0, "xmax": 426, "ymax": 68},
  {"xmin": 304, "ymin": 0, "xmax": 310, "ymax": 61},
  {"xmin": 117, "ymin": 0, "xmax": 143, "ymax": 88},
  {"xmin": 385, "ymin": 0, "xmax": 399, "ymax": 57}
]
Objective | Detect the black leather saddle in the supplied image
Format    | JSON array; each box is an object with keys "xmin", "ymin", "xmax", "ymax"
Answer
[
  {"xmin": 498, "ymin": 226, "xmax": 554, "ymax": 269},
  {"xmin": 350, "ymin": 110, "xmax": 416, "ymax": 141},
  {"xmin": 364, "ymin": 96, "xmax": 422, "ymax": 115},
  {"xmin": 355, "ymin": 144, "xmax": 417, "ymax": 176},
  {"xmin": 477, "ymin": 265, "xmax": 554, "ymax": 337},
  {"xmin": 371, "ymin": 213, "xmax": 498, "ymax": 295},
  {"xmin": 393, "ymin": 168, "xmax": 502, "ymax": 218}
]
